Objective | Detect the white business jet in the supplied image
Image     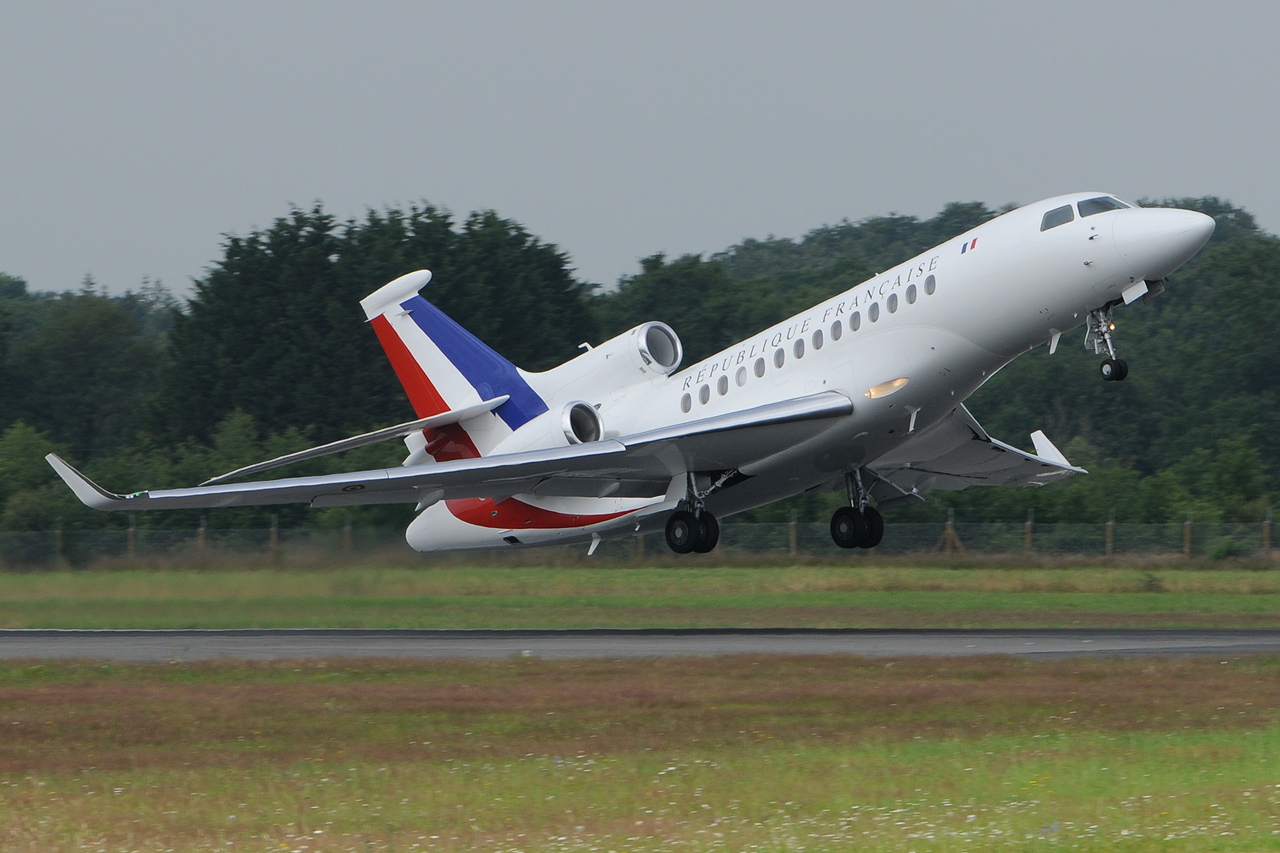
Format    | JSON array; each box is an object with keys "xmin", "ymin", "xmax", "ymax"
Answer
[{"xmin": 48, "ymin": 193, "xmax": 1214, "ymax": 554}]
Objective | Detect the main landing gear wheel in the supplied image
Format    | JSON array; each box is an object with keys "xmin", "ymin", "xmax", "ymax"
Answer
[
  {"xmin": 665, "ymin": 510, "xmax": 720, "ymax": 553},
  {"xmin": 831, "ymin": 506, "xmax": 884, "ymax": 549},
  {"xmin": 665, "ymin": 510, "xmax": 699, "ymax": 554},
  {"xmin": 1100, "ymin": 358, "xmax": 1128, "ymax": 382},
  {"xmin": 692, "ymin": 512, "xmax": 719, "ymax": 553},
  {"xmin": 861, "ymin": 506, "xmax": 884, "ymax": 549},
  {"xmin": 831, "ymin": 507, "xmax": 868, "ymax": 549}
]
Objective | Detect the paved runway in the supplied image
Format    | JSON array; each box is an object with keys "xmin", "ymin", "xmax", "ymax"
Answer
[{"xmin": 2, "ymin": 628, "xmax": 1280, "ymax": 662}]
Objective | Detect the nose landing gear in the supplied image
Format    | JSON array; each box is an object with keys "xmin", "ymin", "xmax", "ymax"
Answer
[
  {"xmin": 1087, "ymin": 305, "xmax": 1128, "ymax": 382},
  {"xmin": 830, "ymin": 470, "xmax": 884, "ymax": 550}
]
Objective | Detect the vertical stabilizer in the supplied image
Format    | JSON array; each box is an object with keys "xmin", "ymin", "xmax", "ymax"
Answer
[{"xmin": 361, "ymin": 270, "xmax": 548, "ymax": 459}]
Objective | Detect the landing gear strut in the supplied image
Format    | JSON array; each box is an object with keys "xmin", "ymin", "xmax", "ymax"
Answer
[
  {"xmin": 831, "ymin": 470, "xmax": 884, "ymax": 550},
  {"xmin": 1086, "ymin": 305, "xmax": 1128, "ymax": 382}
]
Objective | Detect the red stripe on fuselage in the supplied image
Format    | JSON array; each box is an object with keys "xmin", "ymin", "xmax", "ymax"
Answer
[
  {"xmin": 370, "ymin": 314, "xmax": 481, "ymax": 462},
  {"xmin": 446, "ymin": 497, "xmax": 630, "ymax": 530}
]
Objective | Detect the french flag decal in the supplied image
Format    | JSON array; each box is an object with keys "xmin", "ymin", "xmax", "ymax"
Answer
[{"xmin": 960, "ymin": 238, "xmax": 978, "ymax": 254}]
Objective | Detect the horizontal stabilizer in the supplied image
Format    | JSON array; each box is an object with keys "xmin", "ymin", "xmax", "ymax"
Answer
[{"xmin": 200, "ymin": 396, "xmax": 509, "ymax": 485}]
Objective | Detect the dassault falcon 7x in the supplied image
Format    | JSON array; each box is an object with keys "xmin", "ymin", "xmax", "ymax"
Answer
[{"xmin": 49, "ymin": 193, "xmax": 1215, "ymax": 554}]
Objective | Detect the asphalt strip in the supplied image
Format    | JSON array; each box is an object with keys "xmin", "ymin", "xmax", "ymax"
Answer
[{"xmin": 1, "ymin": 628, "xmax": 1280, "ymax": 662}]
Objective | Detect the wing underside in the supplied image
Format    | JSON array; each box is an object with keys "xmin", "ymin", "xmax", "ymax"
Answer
[{"xmin": 865, "ymin": 404, "xmax": 1084, "ymax": 509}]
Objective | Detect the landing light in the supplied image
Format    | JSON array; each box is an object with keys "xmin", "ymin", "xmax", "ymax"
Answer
[{"xmin": 865, "ymin": 377, "xmax": 910, "ymax": 399}]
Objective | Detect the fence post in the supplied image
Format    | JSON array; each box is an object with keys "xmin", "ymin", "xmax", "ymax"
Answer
[
  {"xmin": 269, "ymin": 513, "xmax": 280, "ymax": 559},
  {"xmin": 1183, "ymin": 509, "xmax": 1193, "ymax": 558},
  {"xmin": 1105, "ymin": 508, "xmax": 1114, "ymax": 558},
  {"xmin": 54, "ymin": 526, "xmax": 64, "ymax": 566},
  {"xmin": 1024, "ymin": 508, "xmax": 1034, "ymax": 555},
  {"xmin": 935, "ymin": 508, "xmax": 967, "ymax": 555},
  {"xmin": 127, "ymin": 514, "xmax": 137, "ymax": 559},
  {"xmin": 788, "ymin": 510, "xmax": 798, "ymax": 558},
  {"xmin": 342, "ymin": 512, "xmax": 353, "ymax": 553},
  {"xmin": 1265, "ymin": 507, "xmax": 1273, "ymax": 561}
]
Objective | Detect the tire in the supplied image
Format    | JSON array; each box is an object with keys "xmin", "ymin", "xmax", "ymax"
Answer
[
  {"xmin": 830, "ymin": 506, "xmax": 867, "ymax": 549},
  {"xmin": 665, "ymin": 510, "xmax": 700, "ymax": 554},
  {"xmin": 1115, "ymin": 359, "xmax": 1129, "ymax": 381},
  {"xmin": 1100, "ymin": 359, "xmax": 1119, "ymax": 381},
  {"xmin": 692, "ymin": 512, "xmax": 720, "ymax": 553},
  {"xmin": 860, "ymin": 506, "xmax": 884, "ymax": 549}
]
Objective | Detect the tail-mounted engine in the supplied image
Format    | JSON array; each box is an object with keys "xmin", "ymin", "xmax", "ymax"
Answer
[{"xmin": 531, "ymin": 321, "xmax": 683, "ymax": 402}]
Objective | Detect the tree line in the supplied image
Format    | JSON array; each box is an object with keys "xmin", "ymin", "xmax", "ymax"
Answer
[{"xmin": 1, "ymin": 196, "xmax": 1275, "ymax": 532}]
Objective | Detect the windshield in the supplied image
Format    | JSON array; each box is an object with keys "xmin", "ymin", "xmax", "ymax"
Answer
[{"xmin": 1078, "ymin": 196, "xmax": 1129, "ymax": 217}]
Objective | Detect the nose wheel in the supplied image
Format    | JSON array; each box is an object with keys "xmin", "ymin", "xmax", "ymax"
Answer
[
  {"xmin": 1100, "ymin": 358, "xmax": 1128, "ymax": 381},
  {"xmin": 1087, "ymin": 305, "xmax": 1128, "ymax": 382}
]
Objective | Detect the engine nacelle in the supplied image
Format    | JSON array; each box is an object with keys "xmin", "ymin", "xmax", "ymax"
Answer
[
  {"xmin": 529, "ymin": 321, "xmax": 683, "ymax": 404},
  {"xmin": 561, "ymin": 400, "xmax": 604, "ymax": 444}
]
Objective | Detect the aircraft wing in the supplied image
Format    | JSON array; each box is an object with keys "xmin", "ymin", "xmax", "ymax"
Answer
[
  {"xmin": 48, "ymin": 391, "xmax": 853, "ymax": 512},
  {"xmin": 865, "ymin": 404, "xmax": 1084, "ymax": 509}
]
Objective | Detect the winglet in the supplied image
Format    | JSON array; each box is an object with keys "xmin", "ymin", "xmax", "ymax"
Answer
[
  {"xmin": 45, "ymin": 454, "xmax": 132, "ymax": 511},
  {"xmin": 1029, "ymin": 430, "xmax": 1072, "ymax": 468}
]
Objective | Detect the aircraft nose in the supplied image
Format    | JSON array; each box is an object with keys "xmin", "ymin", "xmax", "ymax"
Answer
[{"xmin": 1112, "ymin": 208, "xmax": 1215, "ymax": 282}]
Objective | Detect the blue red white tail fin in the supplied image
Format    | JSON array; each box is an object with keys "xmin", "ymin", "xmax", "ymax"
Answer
[{"xmin": 361, "ymin": 270, "xmax": 548, "ymax": 459}]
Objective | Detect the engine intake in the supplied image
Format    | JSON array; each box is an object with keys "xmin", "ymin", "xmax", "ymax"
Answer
[
  {"xmin": 562, "ymin": 401, "xmax": 604, "ymax": 444},
  {"xmin": 636, "ymin": 322, "xmax": 681, "ymax": 374}
]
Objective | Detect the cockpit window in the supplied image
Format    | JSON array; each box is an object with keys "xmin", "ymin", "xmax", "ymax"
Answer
[
  {"xmin": 1078, "ymin": 196, "xmax": 1130, "ymax": 217},
  {"xmin": 1040, "ymin": 204, "xmax": 1074, "ymax": 231}
]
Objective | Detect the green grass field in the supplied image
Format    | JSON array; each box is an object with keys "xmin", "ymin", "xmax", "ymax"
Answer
[
  {"xmin": 4, "ymin": 562, "xmax": 1280, "ymax": 850},
  {"xmin": 2, "ymin": 655, "xmax": 1280, "ymax": 851},
  {"xmin": 1, "ymin": 562, "xmax": 1280, "ymax": 628}
]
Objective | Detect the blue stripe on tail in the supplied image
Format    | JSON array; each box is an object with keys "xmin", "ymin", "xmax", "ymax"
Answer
[{"xmin": 400, "ymin": 296, "xmax": 548, "ymax": 430}]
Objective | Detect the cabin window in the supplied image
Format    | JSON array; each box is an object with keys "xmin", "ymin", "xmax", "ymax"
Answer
[
  {"xmin": 754, "ymin": 357, "xmax": 766, "ymax": 377},
  {"xmin": 793, "ymin": 339, "xmax": 805, "ymax": 359},
  {"xmin": 812, "ymin": 329, "xmax": 823, "ymax": 350},
  {"xmin": 699, "ymin": 384, "xmax": 710, "ymax": 405},
  {"xmin": 831, "ymin": 320, "xmax": 842, "ymax": 341},
  {"xmin": 1078, "ymin": 196, "xmax": 1130, "ymax": 217},
  {"xmin": 1040, "ymin": 204, "xmax": 1074, "ymax": 231},
  {"xmin": 924, "ymin": 275, "xmax": 936, "ymax": 296},
  {"xmin": 869, "ymin": 302, "xmax": 880, "ymax": 323},
  {"xmin": 906, "ymin": 284, "xmax": 917, "ymax": 304},
  {"xmin": 850, "ymin": 311, "xmax": 861, "ymax": 331},
  {"xmin": 887, "ymin": 293, "xmax": 898, "ymax": 314},
  {"xmin": 773, "ymin": 348, "xmax": 785, "ymax": 369},
  {"xmin": 717, "ymin": 374, "xmax": 729, "ymax": 396},
  {"xmin": 736, "ymin": 366, "xmax": 747, "ymax": 386},
  {"xmin": 680, "ymin": 393, "xmax": 691, "ymax": 413}
]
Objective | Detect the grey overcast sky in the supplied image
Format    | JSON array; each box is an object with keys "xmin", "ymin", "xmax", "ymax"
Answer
[{"xmin": 2, "ymin": 1, "xmax": 1277, "ymax": 296}]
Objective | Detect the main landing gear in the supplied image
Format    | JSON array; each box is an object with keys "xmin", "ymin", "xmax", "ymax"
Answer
[
  {"xmin": 830, "ymin": 470, "xmax": 884, "ymax": 549},
  {"xmin": 664, "ymin": 471, "xmax": 731, "ymax": 554},
  {"xmin": 665, "ymin": 508, "xmax": 719, "ymax": 554},
  {"xmin": 1086, "ymin": 305, "xmax": 1128, "ymax": 382}
]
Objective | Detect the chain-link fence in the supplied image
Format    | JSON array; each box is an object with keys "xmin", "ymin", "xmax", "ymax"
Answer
[{"xmin": 0, "ymin": 518, "xmax": 1274, "ymax": 567}]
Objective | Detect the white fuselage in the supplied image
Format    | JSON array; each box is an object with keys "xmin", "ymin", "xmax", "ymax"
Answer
[{"xmin": 407, "ymin": 193, "xmax": 1214, "ymax": 551}]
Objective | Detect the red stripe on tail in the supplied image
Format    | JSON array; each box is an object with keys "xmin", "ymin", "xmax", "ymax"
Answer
[{"xmin": 371, "ymin": 314, "xmax": 480, "ymax": 462}]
